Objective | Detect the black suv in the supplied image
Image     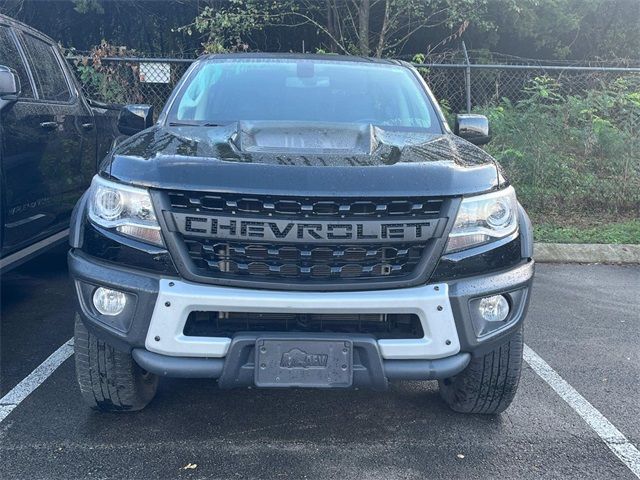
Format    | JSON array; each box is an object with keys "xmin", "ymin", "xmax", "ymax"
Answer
[{"xmin": 69, "ymin": 54, "xmax": 534, "ymax": 414}]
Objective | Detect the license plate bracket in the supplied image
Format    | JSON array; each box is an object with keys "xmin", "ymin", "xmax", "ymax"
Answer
[{"xmin": 255, "ymin": 339, "xmax": 353, "ymax": 388}]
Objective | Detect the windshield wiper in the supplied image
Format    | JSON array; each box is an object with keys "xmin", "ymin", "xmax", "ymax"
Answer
[
  {"xmin": 168, "ymin": 121, "xmax": 203, "ymax": 127},
  {"xmin": 168, "ymin": 121, "xmax": 229, "ymax": 127}
]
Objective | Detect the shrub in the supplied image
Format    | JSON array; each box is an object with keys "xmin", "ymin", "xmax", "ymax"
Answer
[
  {"xmin": 71, "ymin": 42, "xmax": 145, "ymax": 105},
  {"xmin": 479, "ymin": 76, "xmax": 640, "ymax": 222}
]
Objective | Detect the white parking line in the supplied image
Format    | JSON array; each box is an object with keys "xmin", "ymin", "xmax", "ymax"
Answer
[
  {"xmin": 524, "ymin": 344, "xmax": 640, "ymax": 479},
  {"xmin": 1, "ymin": 337, "xmax": 638, "ymax": 480},
  {"xmin": 0, "ymin": 338, "xmax": 73, "ymax": 424}
]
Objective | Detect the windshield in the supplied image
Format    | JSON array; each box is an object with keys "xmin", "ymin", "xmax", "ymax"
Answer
[{"xmin": 167, "ymin": 58, "xmax": 442, "ymax": 132}]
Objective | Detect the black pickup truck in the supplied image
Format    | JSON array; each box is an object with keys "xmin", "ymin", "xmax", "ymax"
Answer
[
  {"xmin": 69, "ymin": 54, "xmax": 534, "ymax": 414},
  {"xmin": 0, "ymin": 14, "xmax": 124, "ymax": 271}
]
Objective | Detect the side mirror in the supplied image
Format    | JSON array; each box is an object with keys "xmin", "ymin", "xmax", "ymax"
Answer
[
  {"xmin": 454, "ymin": 114, "xmax": 491, "ymax": 145},
  {"xmin": 117, "ymin": 104, "xmax": 154, "ymax": 135},
  {"xmin": 0, "ymin": 65, "xmax": 20, "ymax": 110}
]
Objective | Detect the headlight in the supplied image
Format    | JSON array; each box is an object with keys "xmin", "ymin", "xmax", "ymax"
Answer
[
  {"xmin": 445, "ymin": 186, "xmax": 518, "ymax": 253},
  {"xmin": 88, "ymin": 175, "xmax": 163, "ymax": 247}
]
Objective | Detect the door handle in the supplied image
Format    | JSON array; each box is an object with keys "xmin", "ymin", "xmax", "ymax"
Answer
[
  {"xmin": 39, "ymin": 121, "xmax": 59, "ymax": 131},
  {"xmin": 81, "ymin": 123, "xmax": 94, "ymax": 131}
]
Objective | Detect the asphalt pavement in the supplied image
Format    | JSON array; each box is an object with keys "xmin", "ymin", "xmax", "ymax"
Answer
[{"xmin": 1, "ymin": 249, "xmax": 638, "ymax": 479}]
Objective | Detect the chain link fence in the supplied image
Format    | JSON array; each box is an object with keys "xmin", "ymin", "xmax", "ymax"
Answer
[
  {"xmin": 67, "ymin": 55, "xmax": 640, "ymax": 230},
  {"xmin": 67, "ymin": 55, "xmax": 640, "ymax": 124},
  {"xmin": 70, "ymin": 56, "xmax": 640, "ymax": 118},
  {"xmin": 419, "ymin": 63, "xmax": 640, "ymax": 112},
  {"xmin": 70, "ymin": 56, "xmax": 193, "ymax": 115}
]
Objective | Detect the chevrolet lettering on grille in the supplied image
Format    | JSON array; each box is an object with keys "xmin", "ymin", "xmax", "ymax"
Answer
[{"xmin": 172, "ymin": 213, "xmax": 442, "ymax": 244}]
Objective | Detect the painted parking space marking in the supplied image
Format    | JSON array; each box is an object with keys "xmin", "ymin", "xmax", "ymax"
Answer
[
  {"xmin": 524, "ymin": 344, "xmax": 640, "ymax": 479},
  {"xmin": 1, "ymin": 335, "xmax": 638, "ymax": 480},
  {"xmin": 0, "ymin": 338, "xmax": 73, "ymax": 423}
]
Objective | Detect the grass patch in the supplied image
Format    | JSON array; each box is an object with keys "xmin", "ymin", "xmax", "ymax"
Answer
[{"xmin": 534, "ymin": 219, "xmax": 640, "ymax": 244}]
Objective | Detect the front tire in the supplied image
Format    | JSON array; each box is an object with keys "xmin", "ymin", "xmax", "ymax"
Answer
[
  {"xmin": 74, "ymin": 315, "xmax": 158, "ymax": 412},
  {"xmin": 438, "ymin": 327, "xmax": 523, "ymax": 414}
]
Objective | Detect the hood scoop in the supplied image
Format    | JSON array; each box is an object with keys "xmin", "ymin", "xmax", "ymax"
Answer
[{"xmin": 235, "ymin": 121, "xmax": 377, "ymax": 154}]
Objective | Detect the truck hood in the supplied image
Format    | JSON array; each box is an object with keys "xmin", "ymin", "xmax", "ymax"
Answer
[{"xmin": 105, "ymin": 122, "xmax": 501, "ymax": 196}]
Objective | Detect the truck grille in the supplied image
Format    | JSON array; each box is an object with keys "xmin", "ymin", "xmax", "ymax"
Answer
[
  {"xmin": 184, "ymin": 240, "xmax": 425, "ymax": 279},
  {"xmin": 163, "ymin": 191, "xmax": 446, "ymax": 285},
  {"xmin": 168, "ymin": 192, "xmax": 443, "ymax": 218}
]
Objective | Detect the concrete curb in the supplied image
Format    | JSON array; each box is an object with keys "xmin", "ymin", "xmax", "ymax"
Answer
[{"xmin": 534, "ymin": 243, "xmax": 640, "ymax": 264}]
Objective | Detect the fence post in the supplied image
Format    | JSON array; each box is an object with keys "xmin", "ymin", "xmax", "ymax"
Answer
[{"xmin": 462, "ymin": 41, "xmax": 471, "ymax": 113}]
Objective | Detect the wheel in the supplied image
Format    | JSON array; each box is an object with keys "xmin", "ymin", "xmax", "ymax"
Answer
[
  {"xmin": 438, "ymin": 327, "xmax": 523, "ymax": 414},
  {"xmin": 74, "ymin": 315, "xmax": 158, "ymax": 412}
]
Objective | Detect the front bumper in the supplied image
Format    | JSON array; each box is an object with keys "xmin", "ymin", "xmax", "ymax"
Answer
[
  {"xmin": 132, "ymin": 334, "xmax": 472, "ymax": 390},
  {"xmin": 146, "ymin": 278, "xmax": 460, "ymax": 360},
  {"xmin": 69, "ymin": 250, "xmax": 533, "ymax": 387}
]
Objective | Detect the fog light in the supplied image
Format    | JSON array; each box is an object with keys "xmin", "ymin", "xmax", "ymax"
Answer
[
  {"xmin": 478, "ymin": 295, "xmax": 509, "ymax": 322},
  {"xmin": 93, "ymin": 287, "xmax": 127, "ymax": 316}
]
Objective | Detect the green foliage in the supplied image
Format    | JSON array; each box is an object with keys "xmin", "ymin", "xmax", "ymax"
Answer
[
  {"xmin": 174, "ymin": 0, "xmax": 497, "ymax": 57},
  {"xmin": 478, "ymin": 75, "xmax": 640, "ymax": 222},
  {"xmin": 361, "ymin": 0, "xmax": 484, "ymax": 57},
  {"xmin": 176, "ymin": 0, "xmax": 296, "ymax": 54},
  {"xmin": 520, "ymin": 76, "xmax": 564, "ymax": 106},
  {"xmin": 4, "ymin": 0, "xmax": 640, "ymax": 62},
  {"xmin": 75, "ymin": 64, "xmax": 125, "ymax": 103},
  {"xmin": 73, "ymin": 0, "xmax": 104, "ymax": 14},
  {"xmin": 478, "ymin": 0, "xmax": 640, "ymax": 61},
  {"xmin": 411, "ymin": 53, "xmax": 431, "ymax": 79},
  {"xmin": 71, "ymin": 42, "xmax": 144, "ymax": 105},
  {"xmin": 437, "ymin": 98, "xmax": 455, "ymax": 129}
]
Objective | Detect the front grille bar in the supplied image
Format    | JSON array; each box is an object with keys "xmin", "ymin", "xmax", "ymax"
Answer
[
  {"xmin": 185, "ymin": 240, "xmax": 425, "ymax": 279},
  {"xmin": 168, "ymin": 191, "xmax": 443, "ymax": 218}
]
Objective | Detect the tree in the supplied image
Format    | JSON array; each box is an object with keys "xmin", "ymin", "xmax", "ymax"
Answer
[
  {"xmin": 2, "ymin": 0, "xmax": 639, "ymax": 62},
  {"xmin": 0, "ymin": 0, "xmax": 199, "ymax": 55},
  {"xmin": 181, "ymin": 0, "xmax": 492, "ymax": 57},
  {"xmin": 469, "ymin": 0, "xmax": 640, "ymax": 62},
  {"xmin": 176, "ymin": 0, "xmax": 290, "ymax": 53},
  {"xmin": 290, "ymin": 0, "xmax": 491, "ymax": 57}
]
